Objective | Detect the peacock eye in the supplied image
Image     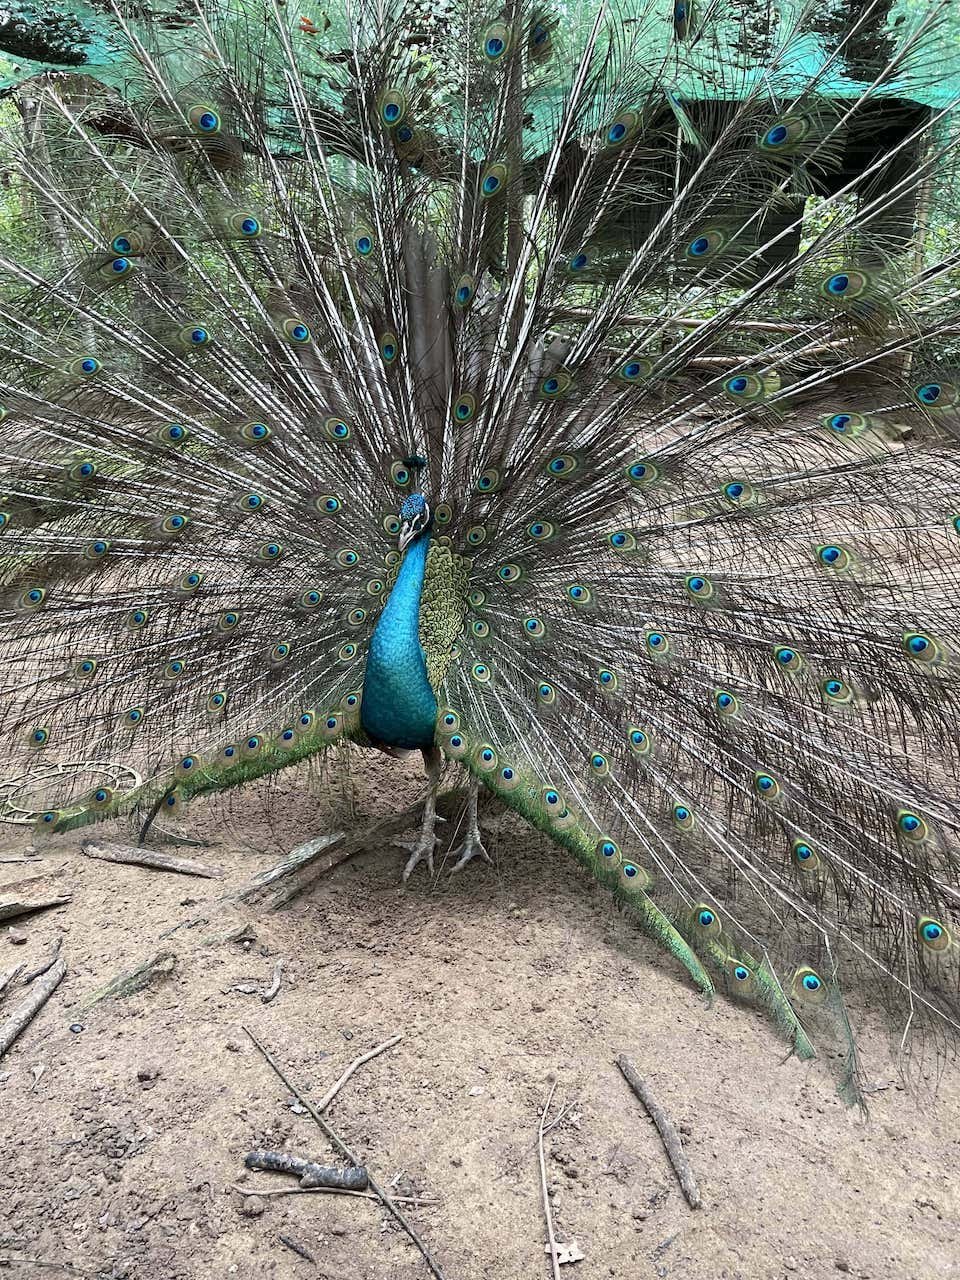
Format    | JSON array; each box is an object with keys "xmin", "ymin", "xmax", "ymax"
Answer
[
  {"xmin": 189, "ymin": 105, "xmax": 221, "ymax": 133},
  {"xmin": 454, "ymin": 275, "xmax": 476, "ymax": 308}
]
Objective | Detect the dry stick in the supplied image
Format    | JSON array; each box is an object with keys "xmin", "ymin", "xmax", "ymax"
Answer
[
  {"xmin": 0, "ymin": 894, "xmax": 71, "ymax": 922},
  {"xmin": 615, "ymin": 1056, "xmax": 702, "ymax": 1210},
  {"xmin": 277, "ymin": 1234, "xmax": 316, "ymax": 1264},
  {"xmin": 21, "ymin": 935, "xmax": 63, "ymax": 984},
  {"xmin": 77, "ymin": 951, "xmax": 175, "ymax": 1014},
  {"xmin": 315, "ymin": 1033, "xmax": 403, "ymax": 1112},
  {"xmin": 0, "ymin": 963, "xmax": 25, "ymax": 999},
  {"xmin": 82, "ymin": 840, "xmax": 223, "ymax": 879},
  {"xmin": 260, "ymin": 959, "xmax": 284, "ymax": 1004},
  {"xmin": 0, "ymin": 955, "xmax": 66, "ymax": 1058},
  {"xmin": 233, "ymin": 789, "xmax": 466, "ymax": 911},
  {"xmin": 246, "ymin": 1149, "xmax": 368, "ymax": 1189},
  {"xmin": 538, "ymin": 1082, "xmax": 562, "ymax": 1280},
  {"xmin": 0, "ymin": 864, "xmax": 67, "ymax": 895},
  {"xmin": 231, "ymin": 1183, "xmax": 439, "ymax": 1206},
  {"xmin": 243, "ymin": 1027, "xmax": 448, "ymax": 1280}
]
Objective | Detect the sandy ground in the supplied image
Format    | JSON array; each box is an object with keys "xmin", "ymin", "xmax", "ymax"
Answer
[{"xmin": 0, "ymin": 752, "xmax": 958, "ymax": 1280}]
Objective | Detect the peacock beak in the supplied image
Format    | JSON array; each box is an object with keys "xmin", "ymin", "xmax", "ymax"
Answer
[{"xmin": 398, "ymin": 523, "xmax": 416, "ymax": 553}]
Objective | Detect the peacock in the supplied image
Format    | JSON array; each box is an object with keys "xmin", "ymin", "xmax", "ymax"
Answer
[{"xmin": 0, "ymin": 0, "xmax": 959, "ymax": 1106}]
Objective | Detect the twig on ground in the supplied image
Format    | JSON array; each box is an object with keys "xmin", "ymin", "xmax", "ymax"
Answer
[
  {"xmin": 149, "ymin": 826, "xmax": 217, "ymax": 849},
  {"xmin": 243, "ymin": 1026, "xmax": 448, "ymax": 1280},
  {"xmin": 260, "ymin": 959, "xmax": 284, "ymax": 1004},
  {"xmin": 232, "ymin": 832, "xmax": 346, "ymax": 905},
  {"xmin": 231, "ymin": 1183, "xmax": 439, "ymax": 1206},
  {"xmin": 0, "ymin": 894, "xmax": 71, "ymax": 922},
  {"xmin": 198, "ymin": 920, "xmax": 256, "ymax": 946},
  {"xmin": 0, "ymin": 955, "xmax": 66, "ymax": 1058},
  {"xmin": 0, "ymin": 963, "xmax": 25, "ymax": 998},
  {"xmin": 277, "ymin": 1234, "xmax": 316, "ymax": 1264},
  {"xmin": 0, "ymin": 864, "xmax": 68, "ymax": 895},
  {"xmin": 0, "ymin": 1258, "xmax": 88, "ymax": 1274},
  {"xmin": 538, "ymin": 1082, "xmax": 562, "ymax": 1280},
  {"xmin": 615, "ymin": 1055, "xmax": 702, "ymax": 1209},
  {"xmin": 232, "ymin": 789, "xmax": 465, "ymax": 910},
  {"xmin": 21, "ymin": 935, "xmax": 63, "ymax": 984},
  {"xmin": 315, "ymin": 1033, "xmax": 403, "ymax": 1112},
  {"xmin": 77, "ymin": 951, "xmax": 175, "ymax": 1014},
  {"xmin": 245, "ymin": 1149, "xmax": 368, "ymax": 1190},
  {"xmin": 541, "ymin": 1098, "xmax": 580, "ymax": 1138},
  {"xmin": 82, "ymin": 840, "xmax": 224, "ymax": 879}
]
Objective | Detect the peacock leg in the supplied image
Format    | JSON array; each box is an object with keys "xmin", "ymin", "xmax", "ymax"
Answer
[
  {"xmin": 449, "ymin": 774, "xmax": 493, "ymax": 874},
  {"xmin": 396, "ymin": 746, "xmax": 444, "ymax": 882}
]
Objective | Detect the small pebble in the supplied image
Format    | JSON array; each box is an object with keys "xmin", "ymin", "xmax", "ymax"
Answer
[
  {"xmin": 784, "ymin": 1260, "xmax": 798, "ymax": 1272},
  {"xmin": 342, "ymin": 1029, "xmax": 354, "ymax": 1040},
  {"xmin": 329, "ymin": 1225, "xmax": 347, "ymax": 1237},
  {"xmin": 7, "ymin": 929, "xmax": 27, "ymax": 946},
  {"xmin": 835, "ymin": 1264, "xmax": 851, "ymax": 1274},
  {"xmin": 225, "ymin": 1040, "xmax": 242, "ymax": 1053},
  {"xmin": 136, "ymin": 1066, "xmax": 160, "ymax": 1082},
  {"xmin": 239, "ymin": 1196, "xmax": 265, "ymax": 1218},
  {"xmin": 69, "ymin": 1023, "xmax": 84, "ymax": 1034}
]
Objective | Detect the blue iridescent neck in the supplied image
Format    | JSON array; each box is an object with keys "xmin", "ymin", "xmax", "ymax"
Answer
[{"xmin": 360, "ymin": 529, "xmax": 437, "ymax": 750}]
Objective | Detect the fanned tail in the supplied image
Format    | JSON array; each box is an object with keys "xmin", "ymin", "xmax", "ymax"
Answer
[{"xmin": 1, "ymin": 0, "xmax": 959, "ymax": 1101}]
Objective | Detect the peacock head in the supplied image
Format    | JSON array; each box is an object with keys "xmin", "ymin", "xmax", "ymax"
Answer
[{"xmin": 398, "ymin": 492, "xmax": 432, "ymax": 552}]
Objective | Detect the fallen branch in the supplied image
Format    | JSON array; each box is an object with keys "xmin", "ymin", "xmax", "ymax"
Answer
[
  {"xmin": 0, "ymin": 863, "xmax": 67, "ymax": 895},
  {"xmin": 230, "ymin": 1183, "xmax": 439, "ymax": 1206},
  {"xmin": 0, "ymin": 1257, "xmax": 88, "ymax": 1274},
  {"xmin": 260, "ymin": 959, "xmax": 284, "ymax": 1004},
  {"xmin": 21, "ymin": 935, "xmax": 63, "ymax": 984},
  {"xmin": 149, "ymin": 826, "xmax": 217, "ymax": 849},
  {"xmin": 233, "ymin": 789, "xmax": 465, "ymax": 910},
  {"xmin": 82, "ymin": 840, "xmax": 223, "ymax": 879},
  {"xmin": 0, "ymin": 955, "xmax": 66, "ymax": 1058},
  {"xmin": 243, "ymin": 1027, "xmax": 448, "ymax": 1280},
  {"xmin": 316, "ymin": 1033, "xmax": 403, "ymax": 1112},
  {"xmin": 0, "ymin": 894, "xmax": 71, "ymax": 922},
  {"xmin": 0, "ymin": 963, "xmax": 25, "ymax": 999},
  {"xmin": 199, "ymin": 920, "xmax": 256, "ymax": 946},
  {"xmin": 615, "ymin": 1055, "xmax": 702, "ymax": 1209},
  {"xmin": 277, "ymin": 1234, "xmax": 315, "ymax": 1264},
  {"xmin": 78, "ymin": 951, "xmax": 175, "ymax": 1014},
  {"xmin": 538, "ymin": 1082, "xmax": 562, "ymax": 1280},
  {"xmin": 245, "ymin": 1149, "xmax": 368, "ymax": 1189}
]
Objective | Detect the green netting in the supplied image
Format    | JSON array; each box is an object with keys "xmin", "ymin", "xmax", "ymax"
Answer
[{"xmin": 1, "ymin": 1, "xmax": 959, "ymax": 111}]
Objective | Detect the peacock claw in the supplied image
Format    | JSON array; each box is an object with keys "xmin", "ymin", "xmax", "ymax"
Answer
[
  {"xmin": 396, "ymin": 831, "xmax": 442, "ymax": 881},
  {"xmin": 450, "ymin": 834, "xmax": 491, "ymax": 875},
  {"xmin": 449, "ymin": 831, "xmax": 493, "ymax": 874},
  {"xmin": 396, "ymin": 812, "xmax": 445, "ymax": 882},
  {"xmin": 448, "ymin": 776, "xmax": 492, "ymax": 874}
]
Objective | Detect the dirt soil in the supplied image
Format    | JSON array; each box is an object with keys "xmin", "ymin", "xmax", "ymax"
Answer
[{"xmin": 0, "ymin": 753, "xmax": 958, "ymax": 1280}]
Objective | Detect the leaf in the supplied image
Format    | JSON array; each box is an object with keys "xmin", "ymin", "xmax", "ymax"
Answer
[{"xmin": 544, "ymin": 1239, "xmax": 585, "ymax": 1265}]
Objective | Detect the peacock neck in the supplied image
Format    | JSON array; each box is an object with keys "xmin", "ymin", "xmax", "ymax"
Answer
[{"xmin": 360, "ymin": 532, "xmax": 438, "ymax": 750}]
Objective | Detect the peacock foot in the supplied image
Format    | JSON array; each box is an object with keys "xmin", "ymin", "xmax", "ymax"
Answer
[
  {"xmin": 448, "ymin": 776, "xmax": 493, "ymax": 874},
  {"xmin": 448, "ymin": 830, "xmax": 493, "ymax": 874},
  {"xmin": 395, "ymin": 823, "xmax": 443, "ymax": 881}
]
